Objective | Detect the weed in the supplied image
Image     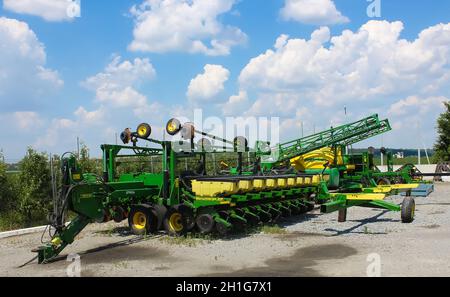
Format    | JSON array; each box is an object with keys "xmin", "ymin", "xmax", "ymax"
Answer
[{"xmin": 259, "ymin": 225, "xmax": 288, "ymax": 235}]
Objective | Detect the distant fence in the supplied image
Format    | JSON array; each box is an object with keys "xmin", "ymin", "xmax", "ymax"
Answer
[{"xmin": 5, "ymin": 171, "xmax": 21, "ymax": 174}]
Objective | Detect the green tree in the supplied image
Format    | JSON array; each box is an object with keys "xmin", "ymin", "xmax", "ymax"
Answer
[
  {"xmin": 434, "ymin": 101, "xmax": 450, "ymax": 162},
  {"xmin": 17, "ymin": 148, "xmax": 52, "ymax": 225},
  {"xmin": 0, "ymin": 152, "xmax": 15, "ymax": 212},
  {"xmin": 78, "ymin": 142, "xmax": 101, "ymax": 175}
]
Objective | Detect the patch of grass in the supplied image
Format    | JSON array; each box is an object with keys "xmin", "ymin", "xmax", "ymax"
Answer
[
  {"xmin": 363, "ymin": 226, "xmax": 372, "ymax": 234},
  {"xmin": 95, "ymin": 229, "xmax": 115, "ymax": 237},
  {"xmin": 259, "ymin": 225, "xmax": 288, "ymax": 235},
  {"xmin": 159, "ymin": 233, "xmax": 213, "ymax": 247},
  {"xmin": 0, "ymin": 211, "xmax": 25, "ymax": 232},
  {"xmin": 0, "ymin": 210, "xmax": 50, "ymax": 232},
  {"xmin": 94, "ymin": 226, "xmax": 131, "ymax": 237},
  {"xmin": 114, "ymin": 261, "xmax": 130, "ymax": 269},
  {"xmin": 154, "ymin": 265, "xmax": 170, "ymax": 271}
]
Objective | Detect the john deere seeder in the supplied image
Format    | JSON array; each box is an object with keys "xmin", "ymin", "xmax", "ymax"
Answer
[{"xmin": 34, "ymin": 115, "xmax": 418, "ymax": 264}]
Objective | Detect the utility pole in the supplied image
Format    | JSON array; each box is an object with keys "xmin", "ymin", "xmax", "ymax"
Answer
[
  {"xmin": 77, "ymin": 137, "xmax": 80, "ymax": 158},
  {"xmin": 301, "ymin": 121, "xmax": 304, "ymax": 138},
  {"xmin": 50, "ymin": 153, "xmax": 57, "ymax": 202},
  {"xmin": 418, "ymin": 148, "xmax": 421, "ymax": 165}
]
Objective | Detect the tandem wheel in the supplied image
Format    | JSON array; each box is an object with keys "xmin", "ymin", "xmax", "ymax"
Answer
[
  {"xmin": 128, "ymin": 205, "xmax": 157, "ymax": 236},
  {"xmin": 163, "ymin": 205, "xmax": 195, "ymax": 236}
]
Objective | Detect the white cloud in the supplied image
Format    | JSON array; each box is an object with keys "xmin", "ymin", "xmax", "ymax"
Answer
[
  {"xmin": 3, "ymin": 0, "xmax": 80, "ymax": 22},
  {"xmin": 0, "ymin": 17, "xmax": 63, "ymax": 111},
  {"xmin": 221, "ymin": 90, "xmax": 248, "ymax": 116},
  {"xmin": 82, "ymin": 56, "xmax": 156, "ymax": 109},
  {"xmin": 386, "ymin": 96, "xmax": 449, "ymax": 148},
  {"xmin": 239, "ymin": 26, "xmax": 331, "ymax": 94},
  {"xmin": 246, "ymin": 93, "xmax": 300, "ymax": 117},
  {"xmin": 187, "ymin": 64, "xmax": 230, "ymax": 101},
  {"xmin": 34, "ymin": 56, "xmax": 163, "ymax": 154},
  {"xmin": 74, "ymin": 106, "xmax": 105, "ymax": 124},
  {"xmin": 280, "ymin": 0, "xmax": 349, "ymax": 25},
  {"xmin": 232, "ymin": 20, "xmax": 450, "ymax": 147},
  {"xmin": 388, "ymin": 96, "xmax": 447, "ymax": 116},
  {"xmin": 14, "ymin": 112, "xmax": 44, "ymax": 130},
  {"xmin": 129, "ymin": 0, "xmax": 247, "ymax": 56},
  {"xmin": 239, "ymin": 21, "xmax": 450, "ymax": 106}
]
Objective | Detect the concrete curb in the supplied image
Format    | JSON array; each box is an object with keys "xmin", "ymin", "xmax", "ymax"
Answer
[{"xmin": 0, "ymin": 225, "xmax": 49, "ymax": 239}]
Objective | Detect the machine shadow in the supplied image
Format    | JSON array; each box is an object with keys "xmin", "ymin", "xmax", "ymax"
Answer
[
  {"xmin": 47, "ymin": 234, "xmax": 163, "ymax": 264},
  {"xmin": 324, "ymin": 210, "xmax": 395, "ymax": 236}
]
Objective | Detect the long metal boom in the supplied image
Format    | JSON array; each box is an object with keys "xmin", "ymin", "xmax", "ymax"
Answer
[{"xmin": 260, "ymin": 114, "xmax": 391, "ymax": 169}]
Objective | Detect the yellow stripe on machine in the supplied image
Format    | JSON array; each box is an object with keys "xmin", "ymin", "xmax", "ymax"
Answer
[
  {"xmin": 330, "ymin": 193, "xmax": 386, "ymax": 201},
  {"xmin": 195, "ymin": 197, "xmax": 231, "ymax": 204},
  {"xmin": 367, "ymin": 186, "xmax": 393, "ymax": 193},
  {"xmin": 381, "ymin": 184, "xmax": 420, "ymax": 190}
]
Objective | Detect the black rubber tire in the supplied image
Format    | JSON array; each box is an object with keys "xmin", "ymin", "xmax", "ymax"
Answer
[
  {"xmin": 120, "ymin": 128, "xmax": 132, "ymax": 144},
  {"xmin": 166, "ymin": 118, "xmax": 182, "ymax": 135},
  {"xmin": 401, "ymin": 197, "xmax": 415, "ymax": 223},
  {"xmin": 112, "ymin": 206, "xmax": 126, "ymax": 223},
  {"xmin": 152, "ymin": 204, "xmax": 167, "ymax": 231},
  {"xmin": 377, "ymin": 178, "xmax": 391, "ymax": 185},
  {"xmin": 196, "ymin": 214, "xmax": 215, "ymax": 234},
  {"xmin": 179, "ymin": 205, "xmax": 196, "ymax": 231},
  {"xmin": 128, "ymin": 205, "xmax": 157, "ymax": 236},
  {"xmin": 137, "ymin": 123, "xmax": 152, "ymax": 138},
  {"xmin": 163, "ymin": 206, "xmax": 189, "ymax": 236}
]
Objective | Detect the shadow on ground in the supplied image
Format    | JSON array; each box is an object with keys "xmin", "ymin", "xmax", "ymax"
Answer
[
  {"xmin": 43, "ymin": 234, "xmax": 172, "ymax": 267},
  {"xmin": 324, "ymin": 210, "xmax": 394, "ymax": 236},
  {"xmin": 198, "ymin": 243, "xmax": 357, "ymax": 277}
]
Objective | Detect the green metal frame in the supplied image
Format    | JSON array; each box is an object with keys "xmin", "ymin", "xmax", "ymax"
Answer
[{"xmin": 259, "ymin": 114, "xmax": 391, "ymax": 171}]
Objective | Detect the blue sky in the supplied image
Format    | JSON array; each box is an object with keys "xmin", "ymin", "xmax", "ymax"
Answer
[{"xmin": 1, "ymin": 0, "xmax": 450, "ymax": 161}]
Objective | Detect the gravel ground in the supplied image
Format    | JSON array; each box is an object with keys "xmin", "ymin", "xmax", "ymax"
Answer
[{"xmin": 1, "ymin": 183, "xmax": 449, "ymax": 277}]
